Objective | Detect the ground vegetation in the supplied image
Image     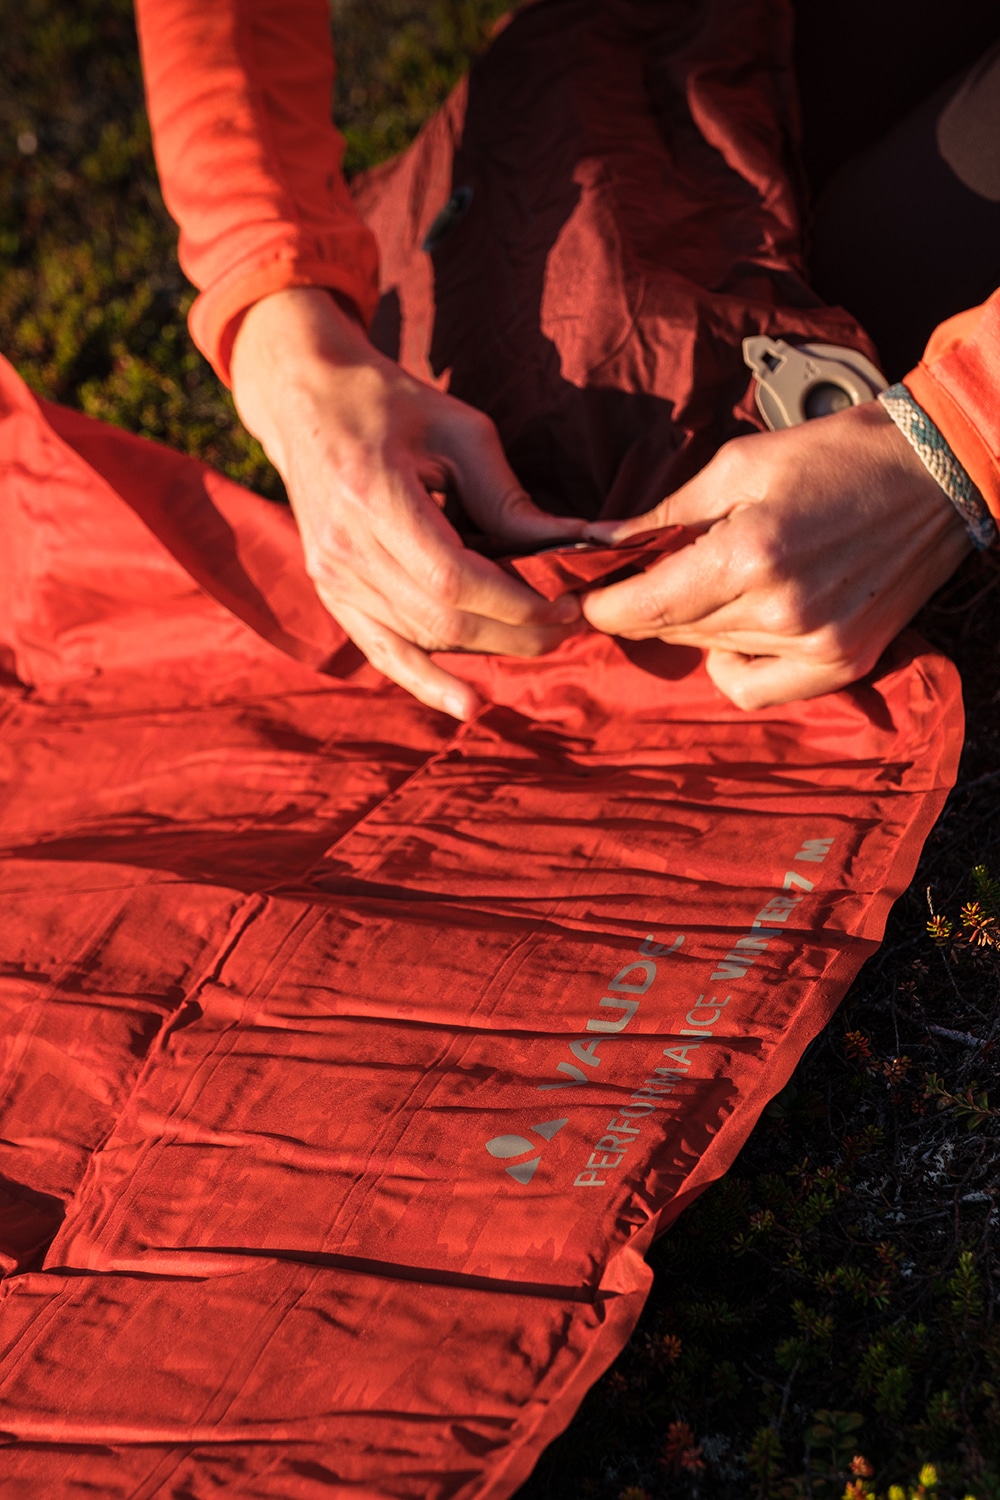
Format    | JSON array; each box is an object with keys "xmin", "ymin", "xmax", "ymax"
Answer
[{"xmin": 2, "ymin": 2, "xmax": 999, "ymax": 1495}]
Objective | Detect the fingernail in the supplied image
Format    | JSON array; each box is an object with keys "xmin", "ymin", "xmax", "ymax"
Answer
[
  {"xmin": 444, "ymin": 692, "xmax": 472, "ymax": 720},
  {"xmin": 553, "ymin": 594, "xmax": 581, "ymax": 622}
]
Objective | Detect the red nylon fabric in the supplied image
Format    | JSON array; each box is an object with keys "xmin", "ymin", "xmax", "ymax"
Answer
[
  {"xmin": 501, "ymin": 529, "xmax": 688, "ymax": 599},
  {"xmin": 0, "ymin": 358, "xmax": 962, "ymax": 1498},
  {"xmin": 0, "ymin": 3, "xmax": 965, "ymax": 1495}
]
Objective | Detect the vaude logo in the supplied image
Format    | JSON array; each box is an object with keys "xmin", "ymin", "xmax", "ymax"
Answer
[{"xmin": 485, "ymin": 1118, "xmax": 568, "ymax": 1183}]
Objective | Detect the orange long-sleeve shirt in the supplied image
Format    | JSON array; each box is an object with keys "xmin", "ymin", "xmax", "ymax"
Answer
[
  {"xmin": 134, "ymin": 0, "xmax": 379, "ymax": 385},
  {"xmin": 135, "ymin": 0, "xmax": 1000, "ymax": 528}
]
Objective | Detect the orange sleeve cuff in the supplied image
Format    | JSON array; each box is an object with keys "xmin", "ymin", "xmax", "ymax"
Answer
[
  {"xmin": 189, "ymin": 242, "xmax": 381, "ymax": 386},
  {"xmin": 903, "ymin": 288, "xmax": 1000, "ymax": 526}
]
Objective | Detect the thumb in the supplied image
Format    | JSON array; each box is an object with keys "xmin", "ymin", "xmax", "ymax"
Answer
[
  {"xmin": 584, "ymin": 442, "xmax": 751, "ymax": 545},
  {"xmin": 584, "ymin": 496, "xmax": 676, "ymax": 547},
  {"xmin": 449, "ymin": 416, "xmax": 588, "ymax": 547}
]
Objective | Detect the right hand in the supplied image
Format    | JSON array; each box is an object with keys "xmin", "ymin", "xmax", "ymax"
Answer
[
  {"xmin": 581, "ymin": 400, "xmax": 971, "ymax": 709},
  {"xmin": 230, "ymin": 288, "xmax": 586, "ymax": 719}
]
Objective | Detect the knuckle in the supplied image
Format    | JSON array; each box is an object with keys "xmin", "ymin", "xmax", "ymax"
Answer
[
  {"xmin": 737, "ymin": 527, "xmax": 784, "ymax": 583},
  {"xmin": 423, "ymin": 554, "xmax": 465, "ymax": 608},
  {"xmin": 303, "ymin": 553, "xmax": 325, "ymax": 589},
  {"xmin": 305, "ymin": 548, "xmax": 339, "ymax": 587},
  {"xmin": 759, "ymin": 589, "xmax": 810, "ymax": 637},
  {"xmin": 302, "ymin": 516, "xmax": 355, "ymax": 573},
  {"xmin": 307, "ymin": 546, "xmax": 344, "ymax": 590},
  {"xmin": 307, "ymin": 558, "xmax": 352, "ymax": 611},
  {"xmin": 420, "ymin": 605, "xmax": 467, "ymax": 651},
  {"xmin": 625, "ymin": 579, "xmax": 669, "ymax": 631},
  {"xmin": 798, "ymin": 630, "xmax": 837, "ymax": 663},
  {"xmin": 460, "ymin": 405, "xmax": 499, "ymax": 445},
  {"xmin": 810, "ymin": 621, "xmax": 859, "ymax": 668},
  {"xmin": 360, "ymin": 632, "xmax": 394, "ymax": 675},
  {"xmin": 712, "ymin": 436, "xmax": 751, "ymax": 480}
]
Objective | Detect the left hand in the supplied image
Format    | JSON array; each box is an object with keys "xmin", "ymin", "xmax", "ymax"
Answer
[
  {"xmin": 230, "ymin": 288, "xmax": 586, "ymax": 721},
  {"xmin": 581, "ymin": 401, "xmax": 973, "ymax": 708}
]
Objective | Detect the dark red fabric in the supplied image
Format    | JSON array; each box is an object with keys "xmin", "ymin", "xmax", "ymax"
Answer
[
  {"xmin": 134, "ymin": 0, "xmax": 1000, "ymax": 513},
  {"xmin": 352, "ymin": 0, "xmax": 881, "ymax": 521},
  {"xmin": 0, "ymin": 3, "xmax": 965, "ymax": 1495}
]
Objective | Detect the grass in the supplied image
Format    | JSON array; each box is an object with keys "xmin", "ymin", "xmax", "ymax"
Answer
[{"xmin": 2, "ymin": 1, "xmax": 1000, "ymax": 1495}]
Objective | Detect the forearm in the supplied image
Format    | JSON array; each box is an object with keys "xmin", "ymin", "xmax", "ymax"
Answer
[
  {"xmin": 134, "ymin": 0, "xmax": 379, "ymax": 382},
  {"xmin": 231, "ymin": 288, "xmax": 387, "ymax": 477}
]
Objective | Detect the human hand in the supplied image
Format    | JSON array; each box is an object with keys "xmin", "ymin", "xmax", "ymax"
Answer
[
  {"xmin": 230, "ymin": 288, "xmax": 586, "ymax": 719},
  {"xmin": 581, "ymin": 401, "xmax": 973, "ymax": 708}
]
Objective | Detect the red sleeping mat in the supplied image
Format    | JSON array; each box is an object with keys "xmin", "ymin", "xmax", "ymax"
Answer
[{"xmin": 0, "ymin": 1, "xmax": 964, "ymax": 1495}]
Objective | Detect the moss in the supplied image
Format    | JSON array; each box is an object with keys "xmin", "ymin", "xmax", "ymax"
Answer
[{"xmin": 332, "ymin": 0, "xmax": 510, "ymax": 175}]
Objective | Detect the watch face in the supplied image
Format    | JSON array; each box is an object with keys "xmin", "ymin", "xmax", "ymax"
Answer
[{"xmin": 744, "ymin": 336, "xmax": 887, "ymax": 428}]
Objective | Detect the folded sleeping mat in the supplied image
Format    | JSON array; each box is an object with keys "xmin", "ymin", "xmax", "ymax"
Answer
[
  {"xmin": 0, "ymin": 359, "xmax": 963, "ymax": 1496},
  {"xmin": 0, "ymin": 0, "xmax": 965, "ymax": 1494}
]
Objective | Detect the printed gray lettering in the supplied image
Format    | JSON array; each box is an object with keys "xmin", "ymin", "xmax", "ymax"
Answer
[
  {"xmin": 710, "ymin": 961, "xmax": 748, "ymax": 980},
  {"xmin": 661, "ymin": 1045, "xmax": 699, "ymax": 1066},
  {"xmin": 639, "ymin": 934, "xmax": 684, "ymax": 957},
  {"xmin": 607, "ymin": 960, "xmax": 657, "ymax": 994},
  {"xmin": 795, "ymin": 837, "xmax": 834, "ymax": 863},
  {"xmin": 751, "ymin": 894, "xmax": 802, "ymax": 928},
  {"xmin": 586, "ymin": 996, "xmax": 640, "ymax": 1033},
  {"xmin": 537, "ymin": 1060, "xmax": 589, "ymax": 1090},
  {"xmin": 569, "ymin": 1038, "xmax": 602, "ymax": 1067},
  {"xmin": 587, "ymin": 1150, "xmax": 625, "ymax": 1170}
]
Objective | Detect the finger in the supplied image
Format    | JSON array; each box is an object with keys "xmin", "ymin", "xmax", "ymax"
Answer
[
  {"xmin": 372, "ymin": 471, "xmax": 582, "ymax": 628},
  {"xmin": 581, "ymin": 522, "xmax": 743, "ymax": 637},
  {"xmin": 304, "ymin": 474, "xmax": 580, "ymax": 632},
  {"xmin": 584, "ymin": 439, "xmax": 759, "ymax": 544},
  {"xmin": 334, "ymin": 601, "xmax": 483, "ymax": 720},
  {"xmin": 437, "ymin": 410, "xmax": 589, "ymax": 548},
  {"xmin": 311, "ymin": 539, "xmax": 580, "ymax": 658},
  {"xmin": 352, "ymin": 539, "xmax": 582, "ymax": 657},
  {"xmin": 584, "ymin": 502, "xmax": 675, "ymax": 546},
  {"xmin": 636, "ymin": 615, "xmax": 819, "ymax": 658},
  {"xmin": 704, "ymin": 648, "xmax": 856, "ymax": 711}
]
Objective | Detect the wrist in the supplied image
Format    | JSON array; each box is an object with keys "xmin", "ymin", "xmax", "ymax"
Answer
[
  {"xmin": 878, "ymin": 382, "xmax": 997, "ymax": 550},
  {"xmin": 234, "ymin": 286, "xmax": 373, "ymax": 380},
  {"xmin": 837, "ymin": 400, "xmax": 974, "ymax": 548},
  {"xmin": 230, "ymin": 288, "xmax": 379, "ymax": 472}
]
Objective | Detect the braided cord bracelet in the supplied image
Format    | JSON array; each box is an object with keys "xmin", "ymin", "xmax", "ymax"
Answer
[{"xmin": 877, "ymin": 382, "xmax": 997, "ymax": 550}]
